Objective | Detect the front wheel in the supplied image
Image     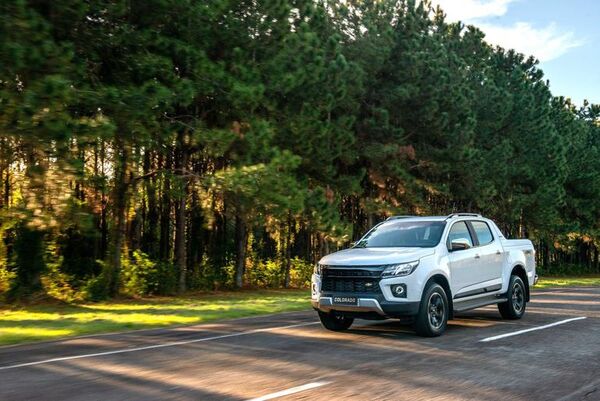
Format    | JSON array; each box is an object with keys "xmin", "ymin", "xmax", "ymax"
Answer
[
  {"xmin": 498, "ymin": 275, "xmax": 526, "ymax": 319},
  {"xmin": 414, "ymin": 283, "xmax": 449, "ymax": 337},
  {"xmin": 318, "ymin": 311, "xmax": 354, "ymax": 331}
]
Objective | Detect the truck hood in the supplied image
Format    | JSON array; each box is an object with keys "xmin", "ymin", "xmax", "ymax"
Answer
[{"xmin": 319, "ymin": 247, "xmax": 436, "ymax": 266}]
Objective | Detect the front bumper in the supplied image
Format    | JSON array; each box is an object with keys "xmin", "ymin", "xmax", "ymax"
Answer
[{"xmin": 312, "ymin": 293, "xmax": 420, "ymax": 318}]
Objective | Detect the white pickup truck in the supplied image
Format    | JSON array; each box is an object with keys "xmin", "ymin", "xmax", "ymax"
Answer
[{"xmin": 311, "ymin": 213, "xmax": 537, "ymax": 337}]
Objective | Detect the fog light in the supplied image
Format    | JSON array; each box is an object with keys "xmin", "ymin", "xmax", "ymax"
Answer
[{"xmin": 391, "ymin": 284, "xmax": 407, "ymax": 298}]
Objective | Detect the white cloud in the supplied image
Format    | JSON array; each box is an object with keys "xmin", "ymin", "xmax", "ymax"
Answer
[
  {"xmin": 476, "ymin": 22, "xmax": 584, "ymax": 62},
  {"xmin": 430, "ymin": 0, "xmax": 583, "ymax": 62}
]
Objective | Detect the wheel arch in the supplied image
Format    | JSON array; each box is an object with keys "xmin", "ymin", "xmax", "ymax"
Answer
[
  {"xmin": 425, "ymin": 274, "xmax": 454, "ymax": 319},
  {"xmin": 511, "ymin": 264, "xmax": 530, "ymax": 301}
]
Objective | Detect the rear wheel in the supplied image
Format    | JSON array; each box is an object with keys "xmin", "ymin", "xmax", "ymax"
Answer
[
  {"xmin": 498, "ymin": 275, "xmax": 526, "ymax": 319},
  {"xmin": 414, "ymin": 283, "xmax": 449, "ymax": 337},
  {"xmin": 318, "ymin": 311, "xmax": 354, "ymax": 331}
]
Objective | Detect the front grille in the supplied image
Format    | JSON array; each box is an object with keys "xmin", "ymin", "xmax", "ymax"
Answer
[
  {"xmin": 322, "ymin": 267, "xmax": 382, "ymax": 293},
  {"xmin": 323, "ymin": 269, "xmax": 381, "ymax": 278}
]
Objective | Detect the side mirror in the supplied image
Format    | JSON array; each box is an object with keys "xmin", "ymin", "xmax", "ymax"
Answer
[
  {"xmin": 350, "ymin": 241, "xmax": 356, "ymax": 248},
  {"xmin": 449, "ymin": 238, "xmax": 471, "ymax": 251}
]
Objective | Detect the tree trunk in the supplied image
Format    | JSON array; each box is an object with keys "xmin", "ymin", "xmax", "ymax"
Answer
[
  {"xmin": 107, "ymin": 138, "xmax": 129, "ymax": 296},
  {"xmin": 1, "ymin": 137, "xmax": 11, "ymax": 208},
  {"xmin": 10, "ymin": 143, "xmax": 47, "ymax": 298},
  {"xmin": 283, "ymin": 211, "xmax": 292, "ymax": 288},
  {"xmin": 188, "ymin": 190, "xmax": 204, "ymax": 269},
  {"xmin": 100, "ymin": 140, "xmax": 108, "ymax": 257},
  {"xmin": 2, "ymin": 162, "xmax": 8, "ymax": 209},
  {"xmin": 3, "ymin": 168, "xmax": 8, "ymax": 208},
  {"xmin": 234, "ymin": 214, "xmax": 247, "ymax": 288},
  {"xmin": 142, "ymin": 150, "xmax": 159, "ymax": 258},
  {"xmin": 159, "ymin": 151, "xmax": 172, "ymax": 261},
  {"xmin": 544, "ymin": 240, "xmax": 548, "ymax": 268},
  {"xmin": 175, "ymin": 133, "xmax": 189, "ymax": 294}
]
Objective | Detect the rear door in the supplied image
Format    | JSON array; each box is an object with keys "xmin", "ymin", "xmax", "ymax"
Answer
[
  {"xmin": 468, "ymin": 220, "xmax": 504, "ymax": 291},
  {"xmin": 447, "ymin": 221, "xmax": 481, "ymax": 295}
]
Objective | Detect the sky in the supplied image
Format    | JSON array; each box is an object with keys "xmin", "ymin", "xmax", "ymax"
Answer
[{"xmin": 432, "ymin": 0, "xmax": 600, "ymax": 106}]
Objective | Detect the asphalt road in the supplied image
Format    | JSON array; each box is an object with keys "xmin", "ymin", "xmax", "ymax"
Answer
[{"xmin": 1, "ymin": 287, "xmax": 599, "ymax": 401}]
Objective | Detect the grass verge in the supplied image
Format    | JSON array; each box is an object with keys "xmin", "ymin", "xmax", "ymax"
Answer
[
  {"xmin": 2, "ymin": 277, "xmax": 600, "ymax": 347},
  {"xmin": 535, "ymin": 276, "xmax": 600, "ymax": 290},
  {"xmin": 0, "ymin": 289, "xmax": 310, "ymax": 346}
]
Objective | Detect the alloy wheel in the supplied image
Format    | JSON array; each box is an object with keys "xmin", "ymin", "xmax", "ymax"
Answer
[
  {"xmin": 428, "ymin": 292, "xmax": 445, "ymax": 329},
  {"xmin": 512, "ymin": 281, "xmax": 524, "ymax": 313}
]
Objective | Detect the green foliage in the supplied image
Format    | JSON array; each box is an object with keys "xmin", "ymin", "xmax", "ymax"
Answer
[
  {"xmin": 83, "ymin": 266, "xmax": 111, "ymax": 302},
  {"xmin": 244, "ymin": 257, "xmax": 313, "ymax": 288},
  {"xmin": 186, "ymin": 258, "xmax": 230, "ymax": 291},
  {"xmin": 208, "ymin": 148, "xmax": 304, "ymax": 223},
  {"xmin": 42, "ymin": 264, "xmax": 81, "ymax": 303},
  {"xmin": 245, "ymin": 259, "xmax": 283, "ymax": 288},
  {"xmin": 1, "ymin": 0, "xmax": 600, "ymax": 303},
  {"xmin": 537, "ymin": 263, "xmax": 599, "ymax": 277},
  {"xmin": 6, "ymin": 224, "xmax": 46, "ymax": 300},
  {"xmin": 288, "ymin": 257, "xmax": 314, "ymax": 288},
  {"xmin": 0, "ymin": 266, "xmax": 15, "ymax": 295},
  {"xmin": 55, "ymin": 201, "xmax": 102, "ymax": 281},
  {"xmin": 121, "ymin": 251, "xmax": 177, "ymax": 296}
]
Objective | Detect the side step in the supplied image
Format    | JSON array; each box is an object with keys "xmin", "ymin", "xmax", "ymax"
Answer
[{"xmin": 453, "ymin": 295, "xmax": 508, "ymax": 313}]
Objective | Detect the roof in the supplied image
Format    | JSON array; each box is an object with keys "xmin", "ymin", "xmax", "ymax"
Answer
[
  {"xmin": 385, "ymin": 215, "xmax": 448, "ymax": 222},
  {"xmin": 385, "ymin": 213, "xmax": 483, "ymax": 222}
]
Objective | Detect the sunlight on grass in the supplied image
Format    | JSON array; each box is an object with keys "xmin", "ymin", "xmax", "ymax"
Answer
[
  {"xmin": 536, "ymin": 276, "xmax": 600, "ymax": 290},
  {"xmin": 4, "ymin": 278, "xmax": 597, "ymax": 347},
  {"xmin": 0, "ymin": 327, "xmax": 75, "ymax": 345},
  {"xmin": 0, "ymin": 289, "xmax": 310, "ymax": 346},
  {"xmin": 1, "ymin": 327, "xmax": 74, "ymax": 336}
]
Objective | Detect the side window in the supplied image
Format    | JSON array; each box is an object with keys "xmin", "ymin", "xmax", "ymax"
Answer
[
  {"xmin": 447, "ymin": 222, "xmax": 474, "ymax": 248},
  {"xmin": 471, "ymin": 221, "xmax": 494, "ymax": 245}
]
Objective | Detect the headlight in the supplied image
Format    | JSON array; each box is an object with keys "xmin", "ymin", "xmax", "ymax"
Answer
[
  {"xmin": 314, "ymin": 263, "xmax": 323, "ymax": 275},
  {"xmin": 381, "ymin": 261, "xmax": 419, "ymax": 278}
]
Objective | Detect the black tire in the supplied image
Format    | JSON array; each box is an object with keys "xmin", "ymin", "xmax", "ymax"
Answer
[
  {"xmin": 498, "ymin": 275, "xmax": 526, "ymax": 319},
  {"xmin": 318, "ymin": 311, "xmax": 354, "ymax": 331},
  {"xmin": 414, "ymin": 283, "xmax": 449, "ymax": 337}
]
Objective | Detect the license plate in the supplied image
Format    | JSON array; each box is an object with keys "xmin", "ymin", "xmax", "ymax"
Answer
[{"xmin": 332, "ymin": 296, "xmax": 358, "ymax": 305}]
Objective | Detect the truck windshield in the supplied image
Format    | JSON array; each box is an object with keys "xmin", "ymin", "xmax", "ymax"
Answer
[{"xmin": 354, "ymin": 221, "xmax": 446, "ymax": 248}]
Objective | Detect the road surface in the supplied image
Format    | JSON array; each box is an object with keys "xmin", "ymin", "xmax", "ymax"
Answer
[{"xmin": 1, "ymin": 287, "xmax": 599, "ymax": 401}]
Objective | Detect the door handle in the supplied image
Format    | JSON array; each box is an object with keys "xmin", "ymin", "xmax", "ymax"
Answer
[
  {"xmin": 496, "ymin": 250, "xmax": 502, "ymax": 255},
  {"xmin": 474, "ymin": 254, "xmax": 480, "ymax": 259}
]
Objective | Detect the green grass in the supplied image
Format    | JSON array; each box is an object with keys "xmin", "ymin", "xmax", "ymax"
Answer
[
  {"xmin": 0, "ymin": 289, "xmax": 310, "ymax": 346},
  {"xmin": 2, "ymin": 276, "xmax": 600, "ymax": 347},
  {"xmin": 535, "ymin": 276, "xmax": 600, "ymax": 290}
]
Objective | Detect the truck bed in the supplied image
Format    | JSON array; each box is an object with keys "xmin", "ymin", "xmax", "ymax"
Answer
[{"xmin": 501, "ymin": 238, "xmax": 534, "ymax": 249}]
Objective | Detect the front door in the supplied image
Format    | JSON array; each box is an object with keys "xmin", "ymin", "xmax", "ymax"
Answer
[{"xmin": 447, "ymin": 221, "xmax": 482, "ymax": 295}]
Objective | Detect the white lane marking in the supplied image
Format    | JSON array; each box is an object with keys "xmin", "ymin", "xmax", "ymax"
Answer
[
  {"xmin": 247, "ymin": 381, "xmax": 331, "ymax": 401},
  {"xmin": 480, "ymin": 317, "xmax": 587, "ymax": 342},
  {"xmin": 0, "ymin": 322, "xmax": 319, "ymax": 371}
]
